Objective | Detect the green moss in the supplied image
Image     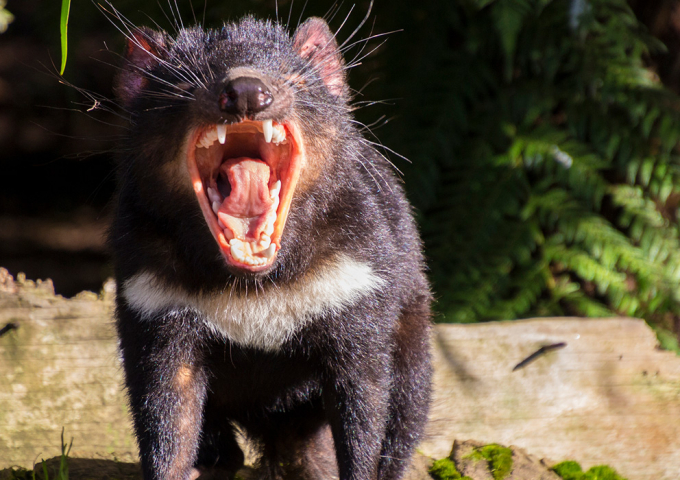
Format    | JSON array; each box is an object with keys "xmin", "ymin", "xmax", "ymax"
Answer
[
  {"xmin": 428, "ymin": 458, "xmax": 461, "ymax": 480},
  {"xmin": 552, "ymin": 461, "xmax": 628, "ymax": 480},
  {"xmin": 428, "ymin": 458, "xmax": 472, "ymax": 480},
  {"xmin": 584, "ymin": 465, "xmax": 627, "ymax": 480},
  {"xmin": 552, "ymin": 461, "xmax": 585, "ymax": 480},
  {"xmin": 651, "ymin": 325, "xmax": 680, "ymax": 355},
  {"xmin": 472, "ymin": 444, "xmax": 513, "ymax": 480}
]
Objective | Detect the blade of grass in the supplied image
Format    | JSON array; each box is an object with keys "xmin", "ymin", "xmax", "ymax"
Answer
[
  {"xmin": 40, "ymin": 459, "xmax": 49, "ymax": 480},
  {"xmin": 59, "ymin": 427, "xmax": 73, "ymax": 480},
  {"xmin": 59, "ymin": 0, "xmax": 71, "ymax": 75}
]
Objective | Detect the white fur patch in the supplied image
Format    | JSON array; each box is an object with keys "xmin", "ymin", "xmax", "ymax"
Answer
[{"xmin": 121, "ymin": 255, "xmax": 385, "ymax": 351}]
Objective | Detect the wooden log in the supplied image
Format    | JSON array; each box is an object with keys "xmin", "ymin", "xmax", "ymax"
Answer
[
  {"xmin": 0, "ymin": 268, "xmax": 136, "ymax": 466},
  {"xmin": 423, "ymin": 318, "xmax": 680, "ymax": 480},
  {"xmin": 2, "ymin": 268, "xmax": 680, "ymax": 479}
]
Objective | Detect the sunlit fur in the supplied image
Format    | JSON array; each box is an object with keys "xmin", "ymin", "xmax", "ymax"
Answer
[{"xmin": 122, "ymin": 255, "xmax": 385, "ymax": 350}]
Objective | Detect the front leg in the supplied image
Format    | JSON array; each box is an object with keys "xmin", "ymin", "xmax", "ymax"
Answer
[
  {"xmin": 116, "ymin": 305, "xmax": 209, "ymax": 480},
  {"xmin": 323, "ymin": 342, "xmax": 392, "ymax": 480}
]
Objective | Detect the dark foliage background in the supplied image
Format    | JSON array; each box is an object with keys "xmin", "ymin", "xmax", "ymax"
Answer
[{"xmin": 2, "ymin": 0, "xmax": 680, "ymax": 348}]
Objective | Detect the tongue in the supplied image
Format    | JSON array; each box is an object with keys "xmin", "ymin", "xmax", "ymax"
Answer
[{"xmin": 216, "ymin": 158, "xmax": 275, "ymax": 240}]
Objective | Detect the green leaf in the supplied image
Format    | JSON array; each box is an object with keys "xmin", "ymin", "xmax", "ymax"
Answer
[
  {"xmin": 59, "ymin": 0, "xmax": 71, "ymax": 75},
  {"xmin": 490, "ymin": 0, "xmax": 532, "ymax": 81},
  {"xmin": 384, "ymin": 0, "xmax": 680, "ymax": 326}
]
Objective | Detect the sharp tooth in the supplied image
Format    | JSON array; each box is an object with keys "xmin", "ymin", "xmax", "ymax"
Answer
[
  {"xmin": 207, "ymin": 187, "xmax": 221, "ymax": 204},
  {"xmin": 272, "ymin": 126, "xmax": 285, "ymax": 144},
  {"xmin": 261, "ymin": 244, "xmax": 276, "ymax": 259},
  {"xmin": 270, "ymin": 180, "xmax": 281, "ymax": 199},
  {"xmin": 204, "ymin": 128, "xmax": 217, "ymax": 145},
  {"xmin": 258, "ymin": 235, "xmax": 271, "ymax": 249},
  {"xmin": 217, "ymin": 124, "xmax": 227, "ymax": 144},
  {"xmin": 231, "ymin": 245, "xmax": 244, "ymax": 261},
  {"xmin": 264, "ymin": 221, "xmax": 275, "ymax": 236},
  {"xmin": 218, "ymin": 219, "xmax": 226, "ymax": 229},
  {"xmin": 212, "ymin": 201, "xmax": 220, "ymax": 214},
  {"xmin": 230, "ymin": 241, "xmax": 245, "ymax": 261},
  {"xmin": 223, "ymin": 228, "xmax": 233, "ymax": 240},
  {"xmin": 263, "ymin": 119, "xmax": 273, "ymax": 143}
]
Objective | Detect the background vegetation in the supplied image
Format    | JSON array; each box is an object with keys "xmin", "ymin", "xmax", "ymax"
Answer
[
  {"xmin": 2, "ymin": 0, "xmax": 680, "ymax": 345},
  {"xmin": 379, "ymin": 0, "xmax": 680, "ymax": 338}
]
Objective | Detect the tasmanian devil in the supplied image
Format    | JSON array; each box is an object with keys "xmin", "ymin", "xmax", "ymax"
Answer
[{"xmin": 110, "ymin": 11, "xmax": 432, "ymax": 480}]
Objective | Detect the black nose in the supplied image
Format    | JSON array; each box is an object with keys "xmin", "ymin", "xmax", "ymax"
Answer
[{"xmin": 219, "ymin": 77, "xmax": 273, "ymax": 117}]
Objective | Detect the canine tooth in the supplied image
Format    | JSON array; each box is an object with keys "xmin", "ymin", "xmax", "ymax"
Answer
[
  {"xmin": 263, "ymin": 119, "xmax": 273, "ymax": 143},
  {"xmin": 223, "ymin": 228, "xmax": 233, "ymax": 240},
  {"xmin": 258, "ymin": 235, "xmax": 271, "ymax": 249},
  {"xmin": 231, "ymin": 246, "xmax": 244, "ymax": 262},
  {"xmin": 217, "ymin": 124, "xmax": 227, "ymax": 144},
  {"xmin": 207, "ymin": 187, "xmax": 221, "ymax": 204},
  {"xmin": 270, "ymin": 180, "xmax": 281, "ymax": 198},
  {"xmin": 212, "ymin": 201, "xmax": 220, "ymax": 214},
  {"xmin": 218, "ymin": 219, "xmax": 226, "ymax": 229},
  {"xmin": 261, "ymin": 244, "xmax": 276, "ymax": 259},
  {"xmin": 230, "ymin": 242, "xmax": 245, "ymax": 260}
]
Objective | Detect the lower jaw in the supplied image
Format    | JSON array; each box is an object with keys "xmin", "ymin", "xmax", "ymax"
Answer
[{"xmin": 217, "ymin": 235, "xmax": 278, "ymax": 272}]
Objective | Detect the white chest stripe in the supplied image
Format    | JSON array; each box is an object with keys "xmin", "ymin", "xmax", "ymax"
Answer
[{"xmin": 121, "ymin": 255, "xmax": 385, "ymax": 351}]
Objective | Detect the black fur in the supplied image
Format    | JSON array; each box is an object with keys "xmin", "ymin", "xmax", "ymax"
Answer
[{"xmin": 110, "ymin": 14, "xmax": 432, "ymax": 480}]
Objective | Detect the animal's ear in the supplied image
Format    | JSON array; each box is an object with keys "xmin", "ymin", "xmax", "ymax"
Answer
[
  {"xmin": 115, "ymin": 27, "xmax": 166, "ymax": 107},
  {"xmin": 293, "ymin": 17, "xmax": 347, "ymax": 98}
]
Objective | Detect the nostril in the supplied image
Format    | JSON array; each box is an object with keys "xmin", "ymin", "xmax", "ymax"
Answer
[
  {"xmin": 220, "ymin": 89, "xmax": 239, "ymax": 111},
  {"xmin": 256, "ymin": 89, "xmax": 273, "ymax": 109},
  {"xmin": 219, "ymin": 77, "xmax": 273, "ymax": 117}
]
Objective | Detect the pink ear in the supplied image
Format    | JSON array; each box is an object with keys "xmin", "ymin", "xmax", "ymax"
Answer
[
  {"xmin": 293, "ymin": 18, "xmax": 347, "ymax": 98},
  {"xmin": 115, "ymin": 28, "xmax": 166, "ymax": 106}
]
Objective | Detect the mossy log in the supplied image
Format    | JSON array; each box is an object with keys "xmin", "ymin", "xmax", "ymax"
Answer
[
  {"xmin": 1, "ymin": 269, "xmax": 679, "ymax": 479},
  {"xmin": 422, "ymin": 317, "xmax": 680, "ymax": 480}
]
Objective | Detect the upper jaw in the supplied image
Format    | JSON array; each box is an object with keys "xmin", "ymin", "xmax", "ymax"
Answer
[{"xmin": 187, "ymin": 118, "xmax": 304, "ymax": 272}]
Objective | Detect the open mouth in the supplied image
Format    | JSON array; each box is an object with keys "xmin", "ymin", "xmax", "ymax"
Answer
[{"xmin": 187, "ymin": 119, "xmax": 304, "ymax": 271}]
